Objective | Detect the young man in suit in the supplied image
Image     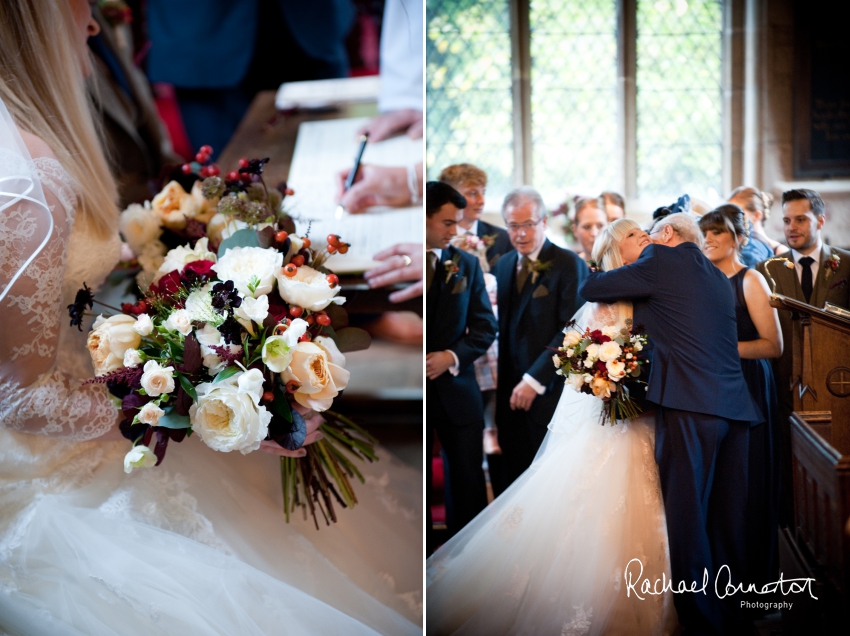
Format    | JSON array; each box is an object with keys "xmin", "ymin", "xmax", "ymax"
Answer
[
  {"xmin": 581, "ymin": 213, "xmax": 761, "ymax": 635},
  {"xmin": 493, "ymin": 187, "xmax": 588, "ymax": 486},
  {"xmin": 756, "ymin": 188, "xmax": 850, "ymax": 524},
  {"xmin": 439, "ymin": 164, "xmax": 511, "ymax": 268},
  {"xmin": 426, "ymin": 181, "xmax": 498, "ymax": 550}
]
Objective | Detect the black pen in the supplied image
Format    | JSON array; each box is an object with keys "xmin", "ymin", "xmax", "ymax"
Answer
[{"xmin": 336, "ymin": 133, "xmax": 369, "ymax": 218}]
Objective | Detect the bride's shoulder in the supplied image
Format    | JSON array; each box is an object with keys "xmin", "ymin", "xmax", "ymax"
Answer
[{"xmin": 17, "ymin": 129, "xmax": 58, "ymax": 162}]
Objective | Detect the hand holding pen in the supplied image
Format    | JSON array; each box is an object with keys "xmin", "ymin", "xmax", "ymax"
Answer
[{"xmin": 334, "ymin": 162, "xmax": 423, "ymax": 215}]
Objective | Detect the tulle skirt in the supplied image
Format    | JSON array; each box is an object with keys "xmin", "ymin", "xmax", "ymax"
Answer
[
  {"xmin": 426, "ymin": 389, "xmax": 677, "ymax": 636},
  {"xmin": 0, "ymin": 428, "xmax": 422, "ymax": 635}
]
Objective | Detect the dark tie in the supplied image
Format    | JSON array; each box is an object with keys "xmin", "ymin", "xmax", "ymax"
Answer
[
  {"xmin": 427, "ymin": 251, "xmax": 437, "ymax": 292},
  {"xmin": 799, "ymin": 256, "xmax": 815, "ymax": 304},
  {"xmin": 516, "ymin": 256, "xmax": 531, "ymax": 292}
]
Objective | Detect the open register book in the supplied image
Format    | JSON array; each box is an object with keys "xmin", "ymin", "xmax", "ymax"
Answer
[{"xmin": 285, "ymin": 117, "xmax": 422, "ymax": 273}]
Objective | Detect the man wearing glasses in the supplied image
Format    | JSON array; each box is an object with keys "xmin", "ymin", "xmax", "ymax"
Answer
[{"xmin": 493, "ymin": 187, "xmax": 589, "ymax": 486}]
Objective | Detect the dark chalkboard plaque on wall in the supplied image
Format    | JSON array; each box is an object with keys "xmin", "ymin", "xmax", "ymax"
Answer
[{"xmin": 793, "ymin": 3, "xmax": 850, "ymax": 178}]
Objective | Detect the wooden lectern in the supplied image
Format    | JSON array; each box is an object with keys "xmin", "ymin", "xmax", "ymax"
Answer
[{"xmin": 769, "ymin": 294, "xmax": 850, "ymax": 633}]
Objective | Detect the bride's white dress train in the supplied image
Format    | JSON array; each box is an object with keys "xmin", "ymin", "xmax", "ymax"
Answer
[
  {"xmin": 426, "ymin": 303, "xmax": 677, "ymax": 636},
  {"xmin": 0, "ymin": 147, "xmax": 421, "ymax": 634}
]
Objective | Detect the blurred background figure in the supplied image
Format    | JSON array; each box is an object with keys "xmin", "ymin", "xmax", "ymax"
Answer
[
  {"xmin": 728, "ymin": 186, "xmax": 783, "ymax": 266},
  {"xmin": 571, "ymin": 196, "xmax": 608, "ymax": 261},
  {"xmin": 600, "ymin": 190, "xmax": 625, "ymax": 222}
]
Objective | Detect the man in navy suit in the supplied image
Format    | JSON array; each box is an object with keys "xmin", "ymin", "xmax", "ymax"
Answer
[
  {"xmin": 439, "ymin": 164, "xmax": 512, "ymax": 268},
  {"xmin": 493, "ymin": 187, "xmax": 588, "ymax": 486},
  {"xmin": 580, "ymin": 213, "xmax": 761, "ymax": 635},
  {"xmin": 426, "ymin": 182, "xmax": 497, "ymax": 550}
]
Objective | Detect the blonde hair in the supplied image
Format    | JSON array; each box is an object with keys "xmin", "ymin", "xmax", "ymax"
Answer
[
  {"xmin": 728, "ymin": 186, "xmax": 774, "ymax": 221},
  {"xmin": 592, "ymin": 218, "xmax": 641, "ymax": 271},
  {"xmin": 439, "ymin": 163, "xmax": 488, "ymax": 189},
  {"xmin": 0, "ymin": 0, "xmax": 117, "ymax": 238}
]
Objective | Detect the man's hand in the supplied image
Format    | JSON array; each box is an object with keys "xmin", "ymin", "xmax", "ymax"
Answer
[
  {"xmin": 364, "ymin": 242, "xmax": 423, "ymax": 302},
  {"xmin": 426, "ymin": 350, "xmax": 455, "ymax": 380},
  {"xmin": 335, "ymin": 164, "xmax": 410, "ymax": 214},
  {"xmin": 509, "ymin": 380, "xmax": 538, "ymax": 411},
  {"xmin": 258, "ymin": 407, "xmax": 324, "ymax": 457},
  {"xmin": 357, "ymin": 109, "xmax": 423, "ymax": 142}
]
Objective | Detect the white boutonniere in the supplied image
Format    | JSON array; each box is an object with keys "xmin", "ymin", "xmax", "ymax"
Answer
[{"xmin": 825, "ymin": 253, "xmax": 840, "ymax": 280}]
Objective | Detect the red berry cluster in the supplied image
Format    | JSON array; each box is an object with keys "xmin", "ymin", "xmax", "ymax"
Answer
[
  {"xmin": 326, "ymin": 234, "xmax": 350, "ymax": 255},
  {"xmin": 226, "ymin": 158, "xmax": 259, "ymax": 184},
  {"xmin": 121, "ymin": 299, "xmax": 149, "ymax": 315},
  {"xmin": 181, "ymin": 145, "xmax": 220, "ymax": 178}
]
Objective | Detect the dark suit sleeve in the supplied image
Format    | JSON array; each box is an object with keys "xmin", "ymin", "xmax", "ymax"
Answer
[
  {"xmin": 579, "ymin": 245, "xmax": 658, "ymax": 304},
  {"xmin": 527, "ymin": 256, "xmax": 590, "ymax": 386},
  {"xmin": 449, "ymin": 259, "xmax": 497, "ymax": 370}
]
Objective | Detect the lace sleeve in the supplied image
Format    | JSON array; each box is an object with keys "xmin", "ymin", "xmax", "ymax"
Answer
[
  {"xmin": 0, "ymin": 157, "xmax": 120, "ymax": 441},
  {"xmin": 571, "ymin": 301, "xmax": 631, "ymax": 333}
]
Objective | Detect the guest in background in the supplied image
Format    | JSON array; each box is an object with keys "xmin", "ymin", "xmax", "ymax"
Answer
[
  {"xmin": 756, "ymin": 188, "xmax": 850, "ymax": 524},
  {"xmin": 426, "ymin": 182, "xmax": 497, "ymax": 548},
  {"xmin": 493, "ymin": 187, "xmax": 588, "ymax": 486},
  {"xmin": 728, "ymin": 186, "xmax": 783, "ymax": 266},
  {"xmin": 88, "ymin": 5, "xmax": 181, "ymax": 207},
  {"xmin": 439, "ymin": 163, "xmax": 511, "ymax": 269},
  {"xmin": 358, "ymin": 0, "xmax": 422, "ymax": 141},
  {"xmin": 600, "ymin": 190, "xmax": 625, "ymax": 222},
  {"xmin": 699, "ymin": 205, "xmax": 783, "ymax": 597},
  {"xmin": 571, "ymin": 196, "xmax": 608, "ymax": 261},
  {"xmin": 146, "ymin": 0, "xmax": 355, "ymax": 156}
]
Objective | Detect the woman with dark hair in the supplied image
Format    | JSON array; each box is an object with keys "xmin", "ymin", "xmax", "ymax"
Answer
[{"xmin": 698, "ymin": 204, "xmax": 782, "ymax": 594}]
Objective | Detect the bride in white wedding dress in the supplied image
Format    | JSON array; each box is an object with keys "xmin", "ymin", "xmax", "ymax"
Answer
[
  {"xmin": 426, "ymin": 220, "xmax": 678, "ymax": 636},
  {"xmin": 0, "ymin": 2, "xmax": 420, "ymax": 634}
]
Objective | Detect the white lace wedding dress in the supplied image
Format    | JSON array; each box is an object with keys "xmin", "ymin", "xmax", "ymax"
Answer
[
  {"xmin": 426, "ymin": 302, "xmax": 677, "ymax": 636},
  {"xmin": 0, "ymin": 145, "xmax": 421, "ymax": 634}
]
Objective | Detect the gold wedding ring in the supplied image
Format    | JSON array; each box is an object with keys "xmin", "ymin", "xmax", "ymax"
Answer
[{"xmin": 401, "ymin": 254, "xmax": 412, "ymax": 267}]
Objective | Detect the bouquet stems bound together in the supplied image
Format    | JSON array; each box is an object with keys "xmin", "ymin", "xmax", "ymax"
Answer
[{"xmin": 77, "ymin": 151, "xmax": 375, "ymax": 529}]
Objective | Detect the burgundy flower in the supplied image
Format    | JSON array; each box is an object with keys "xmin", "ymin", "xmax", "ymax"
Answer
[
  {"xmin": 67, "ymin": 283, "xmax": 94, "ymax": 331},
  {"xmin": 151, "ymin": 270, "xmax": 183, "ymax": 296}
]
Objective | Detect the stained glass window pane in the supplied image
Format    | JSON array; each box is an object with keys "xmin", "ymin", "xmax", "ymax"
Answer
[
  {"xmin": 636, "ymin": 0, "xmax": 723, "ymax": 202},
  {"xmin": 530, "ymin": 0, "xmax": 619, "ymax": 202},
  {"xmin": 426, "ymin": 0, "xmax": 514, "ymax": 202}
]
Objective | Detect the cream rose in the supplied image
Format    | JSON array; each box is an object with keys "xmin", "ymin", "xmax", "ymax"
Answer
[
  {"xmin": 276, "ymin": 265, "xmax": 345, "ymax": 311},
  {"xmin": 87, "ymin": 314, "xmax": 142, "ymax": 376},
  {"xmin": 124, "ymin": 348, "xmax": 143, "ymax": 368},
  {"xmin": 189, "ymin": 369, "xmax": 271, "ymax": 454},
  {"xmin": 567, "ymin": 373, "xmax": 586, "ymax": 392},
  {"xmin": 124, "ymin": 445, "xmax": 157, "ymax": 473},
  {"xmin": 157, "ymin": 238, "xmax": 216, "ymax": 278},
  {"xmin": 190, "ymin": 180, "xmax": 219, "ymax": 224},
  {"xmin": 195, "ymin": 324, "xmax": 238, "ymax": 372},
  {"xmin": 151, "ymin": 180, "xmax": 199, "ymax": 229},
  {"xmin": 136, "ymin": 401, "xmax": 165, "ymax": 425},
  {"xmin": 597, "ymin": 341, "xmax": 623, "ymax": 363},
  {"xmin": 601, "ymin": 326, "xmax": 621, "ymax": 341},
  {"xmin": 133, "ymin": 314, "xmax": 154, "ymax": 336},
  {"xmin": 584, "ymin": 343, "xmax": 600, "ymax": 361},
  {"xmin": 563, "ymin": 330, "xmax": 582, "ymax": 348},
  {"xmin": 119, "ymin": 202, "xmax": 161, "ymax": 255},
  {"xmin": 213, "ymin": 246, "xmax": 282, "ymax": 298},
  {"xmin": 140, "ymin": 360, "xmax": 175, "ymax": 397},
  {"xmin": 590, "ymin": 376, "xmax": 615, "ymax": 399},
  {"xmin": 234, "ymin": 295, "xmax": 269, "ymax": 334},
  {"xmin": 281, "ymin": 337, "xmax": 349, "ymax": 412},
  {"xmin": 164, "ymin": 309, "xmax": 193, "ymax": 336},
  {"xmin": 606, "ymin": 360, "xmax": 627, "ymax": 382}
]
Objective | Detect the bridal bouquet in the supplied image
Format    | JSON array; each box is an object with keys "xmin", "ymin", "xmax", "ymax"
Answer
[
  {"xmin": 74, "ymin": 153, "xmax": 377, "ymax": 529},
  {"xmin": 552, "ymin": 320, "xmax": 649, "ymax": 425}
]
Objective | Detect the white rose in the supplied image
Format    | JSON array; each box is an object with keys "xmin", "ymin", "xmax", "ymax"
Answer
[
  {"xmin": 597, "ymin": 341, "xmax": 623, "ymax": 363},
  {"xmin": 277, "ymin": 265, "xmax": 344, "ymax": 311},
  {"xmin": 567, "ymin": 373, "xmax": 586, "ymax": 392},
  {"xmin": 626, "ymin": 353, "xmax": 633, "ymax": 360},
  {"xmin": 133, "ymin": 314, "xmax": 154, "ymax": 336},
  {"xmin": 206, "ymin": 213, "xmax": 240, "ymax": 244},
  {"xmin": 234, "ymin": 295, "xmax": 269, "ymax": 334},
  {"xmin": 552, "ymin": 353, "xmax": 561, "ymax": 367},
  {"xmin": 195, "ymin": 324, "xmax": 238, "ymax": 372},
  {"xmin": 158, "ymin": 237, "xmax": 216, "ymax": 278},
  {"xmin": 151, "ymin": 180, "xmax": 199, "ymax": 229},
  {"xmin": 213, "ymin": 246, "xmax": 282, "ymax": 298},
  {"xmin": 566, "ymin": 348, "xmax": 574, "ymax": 357},
  {"xmin": 124, "ymin": 445, "xmax": 157, "ymax": 473},
  {"xmin": 633, "ymin": 341, "xmax": 643, "ymax": 352},
  {"xmin": 563, "ymin": 330, "xmax": 582, "ymax": 348},
  {"xmin": 606, "ymin": 360, "xmax": 627, "ymax": 382},
  {"xmin": 189, "ymin": 371, "xmax": 271, "ymax": 454},
  {"xmin": 136, "ymin": 401, "xmax": 164, "ymax": 425},
  {"xmin": 119, "ymin": 202, "xmax": 161, "ymax": 255},
  {"xmin": 583, "ymin": 358, "xmax": 595, "ymax": 369},
  {"xmin": 601, "ymin": 326, "xmax": 621, "ymax": 341},
  {"xmin": 140, "ymin": 360, "xmax": 175, "ymax": 397},
  {"xmin": 165, "ymin": 309, "xmax": 193, "ymax": 336},
  {"xmin": 87, "ymin": 314, "xmax": 142, "ymax": 376},
  {"xmin": 281, "ymin": 339, "xmax": 349, "ymax": 412},
  {"xmin": 124, "ymin": 348, "xmax": 143, "ymax": 368},
  {"xmin": 585, "ymin": 343, "xmax": 600, "ymax": 361}
]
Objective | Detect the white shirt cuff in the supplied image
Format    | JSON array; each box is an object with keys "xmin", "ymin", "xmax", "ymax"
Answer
[
  {"xmin": 447, "ymin": 350, "xmax": 460, "ymax": 376},
  {"xmin": 523, "ymin": 373, "xmax": 546, "ymax": 395}
]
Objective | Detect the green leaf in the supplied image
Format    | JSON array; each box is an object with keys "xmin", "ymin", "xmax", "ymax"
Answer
[
  {"xmin": 213, "ymin": 365, "xmax": 241, "ymax": 384},
  {"xmin": 333, "ymin": 327, "xmax": 372, "ymax": 353},
  {"xmin": 177, "ymin": 373, "xmax": 198, "ymax": 402},
  {"xmin": 157, "ymin": 408, "xmax": 191, "ymax": 429},
  {"xmin": 271, "ymin": 381, "xmax": 293, "ymax": 423},
  {"xmin": 218, "ymin": 228, "xmax": 260, "ymax": 255}
]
